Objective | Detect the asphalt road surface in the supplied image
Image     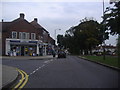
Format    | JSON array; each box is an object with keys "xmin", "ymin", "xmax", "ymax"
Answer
[{"xmin": 2, "ymin": 56, "xmax": 119, "ymax": 88}]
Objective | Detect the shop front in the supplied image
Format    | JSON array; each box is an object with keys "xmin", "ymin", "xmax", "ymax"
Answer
[
  {"xmin": 10, "ymin": 45, "xmax": 36, "ymax": 56},
  {"xmin": 6, "ymin": 39, "xmax": 38, "ymax": 56}
]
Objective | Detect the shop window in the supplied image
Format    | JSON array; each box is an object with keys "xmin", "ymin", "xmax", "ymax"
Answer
[
  {"xmin": 12, "ymin": 31, "xmax": 17, "ymax": 39},
  {"xmin": 31, "ymin": 33, "xmax": 36, "ymax": 39}
]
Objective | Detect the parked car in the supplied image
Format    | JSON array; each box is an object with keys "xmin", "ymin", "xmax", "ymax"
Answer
[{"xmin": 58, "ymin": 50, "xmax": 66, "ymax": 58}]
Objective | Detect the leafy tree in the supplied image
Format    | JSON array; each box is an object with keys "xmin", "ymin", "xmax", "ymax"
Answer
[
  {"xmin": 73, "ymin": 19, "xmax": 105, "ymax": 54},
  {"xmin": 104, "ymin": 1, "xmax": 120, "ymax": 35},
  {"xmin": 103, "ymin": 1, "xmax": 120, "ymax": 61},
  {"xmin": 61, "ymin": 18, "xmax": 106, "ymax": 55},
  {"xmin": 57, "ymin": 34, "xmax": 64, "ymax": 47}
]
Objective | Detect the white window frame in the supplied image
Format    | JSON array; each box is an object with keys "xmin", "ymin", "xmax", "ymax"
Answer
[
  {"xmin": 22, "ymin": 32, "xmax": 26, "ymax": 39},
  {"xmin": 12, "ymin": 31, "xmax": 17, "ymax": 39},
  {"xmin": 26, "ymin": 33, "xmax": 29, "ymax": 39},
  {"xmin": 31, "ymin": 33, "xmax": 36, "ymax": 39},
  {"xmin": 19, "ymin": 32, "xmax": 22, "ymax": 39}
]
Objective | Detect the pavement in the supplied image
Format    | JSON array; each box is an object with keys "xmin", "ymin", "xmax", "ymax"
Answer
[
  {"xmin": 1, "ymin": 64, "xmax": 18, "ymax": 89},
  {"xmin": 1, "ymin": 55, "xmax": 54, "ymax": 89},
  {"xmin": 1, "ymin": 55, "xmax": 53, "ymax": 60}
]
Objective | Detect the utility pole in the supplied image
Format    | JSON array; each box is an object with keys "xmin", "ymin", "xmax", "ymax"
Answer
[
  {"xmin": 118, "ymin": 35, "xmax": 120, "ymax": 68},
  {"xmin": 103, "ymin": 0, "xmax": 106, "ymax": 60}
]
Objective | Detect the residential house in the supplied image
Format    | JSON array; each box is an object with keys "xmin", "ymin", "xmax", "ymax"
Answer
[
  {"xmin": 30, "ymin": 18, "xmax": 55, "ymax": 55},
  {"xmin": 1, "ymin": 13, "xmax": 55, "ymax": 56},
  {"xmin": 92, "ymin": 45, "xmax": 117, "ymax": 55}
]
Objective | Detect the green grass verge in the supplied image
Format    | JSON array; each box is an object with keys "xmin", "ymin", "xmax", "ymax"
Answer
[{"xmin": 81, "ymin": 55, "xmax": 119, "ymax": 68}]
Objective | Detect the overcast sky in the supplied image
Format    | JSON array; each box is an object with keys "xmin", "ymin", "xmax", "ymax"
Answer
[{"xmin": 1, "ymin": 0, "xmax": 118, "ymax": 46}]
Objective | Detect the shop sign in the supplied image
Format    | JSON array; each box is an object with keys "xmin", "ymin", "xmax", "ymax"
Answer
[
  {"xmin": 29, "ymin": 41, "xmax": 37, "ymax": 44},
  {"xmin": 10, "ymin": 40, "xmax": 20, "ymax": 43},
  {"xmin": 21, "ymin": 40, "xmax": 29, "ymax": 43}
]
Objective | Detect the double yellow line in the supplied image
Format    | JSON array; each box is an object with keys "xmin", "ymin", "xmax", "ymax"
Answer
[{"xmin": 12, "ymin": 68, "xmax": 29, "ymax": 90}]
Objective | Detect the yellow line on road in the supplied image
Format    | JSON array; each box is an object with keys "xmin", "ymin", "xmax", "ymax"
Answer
[
  {"xmin": 18, "ymin": 70, "xmax": 29, "ymax": 89},
  {"xmin": 12, "ymin": 68, "xmax": 29, "ymax": 90}
]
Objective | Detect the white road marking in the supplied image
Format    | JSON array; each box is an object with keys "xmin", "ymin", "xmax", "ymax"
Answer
[
  {"xmin": 38, "ymin": 67, "xmax": 41, "ymax": 69},
  {"xmin": 32, "ymin": 71, "xmax": 36, "ymax": 73},
  {"xmin": 30, "ymin": 73, "xmax": 33, "ymax": 75},
  {"xmin": 41, "ymin": 64, "xmax": 45, "ymax": 67},
  {"xmin": 36, "ymin": 68, "xmax": 39, "ymax": 71},
  {"xmin": 44, "ymin": 60, "xmax": 49, "ymax": 63},
  {"xmin": 29, "ymin": 59, "xmax": 54, "ymax": 76}
]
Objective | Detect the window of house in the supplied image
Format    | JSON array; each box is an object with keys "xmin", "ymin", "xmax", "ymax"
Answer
[
  {"xmin": 19, "ymin": 32, "xmax": 22, "ymax": 39},
  {"xmin": 12, "ymin": 31, "xmax": 17, "ymax": 39},
  {"xmin": 26, "ymin": 33, "xmax": 29, "ymax": 39},
  {"xmin": 22, "ymin": 32, "xmax": 26, "ymax": 39},
  {"xmin": 19, "ymin": 32, "xmax": 29, "ymax": 39},
  {"xmin": 31, "ymin": 33, "xmax": 36, "ymax": 39}
]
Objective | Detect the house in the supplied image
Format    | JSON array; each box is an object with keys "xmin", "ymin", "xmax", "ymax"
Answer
[
  {"xmin": 92, "ymin": 45, "xmax": 117, "ymax": 55},
  {"xmin": 30, "ymin": 18, "xmax": 50, "ymax": 55},
  {"xmin": 1, "ymin": 13, "xmax": 55, "ymax": 56},
  {"xmin": 47, "ymin": 35, "xmax": 55, "ymax": 55}
]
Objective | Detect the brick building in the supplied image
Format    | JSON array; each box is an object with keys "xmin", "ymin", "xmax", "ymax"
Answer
[{"xmin": 1, "ymin": 13, "xmax": 55, "ymax": 56}]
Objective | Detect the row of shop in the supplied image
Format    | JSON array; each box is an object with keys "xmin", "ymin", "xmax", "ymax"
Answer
[{"xmin": 6, "ymin": 38, "xmax": 54, "ymax": 56}]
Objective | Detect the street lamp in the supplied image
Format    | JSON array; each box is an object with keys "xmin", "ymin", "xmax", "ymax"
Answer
[
  {"xmin": 54, "ymin": 29, "xmax": 61, "ymax": 45},
  {"xmin": 103, "ymin": 0, "xmax": 106, "ymax": 60}
]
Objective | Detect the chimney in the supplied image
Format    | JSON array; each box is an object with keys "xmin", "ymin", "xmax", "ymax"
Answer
[
  {"xmin": 20, "ymin": 13, "xmax": 25, "ymax": 19},
  {"xmin": 34, "ymin": 18, "xmax": 38, "ymax": 22}
]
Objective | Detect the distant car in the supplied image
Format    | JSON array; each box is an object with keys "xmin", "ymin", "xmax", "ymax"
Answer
[{"xmin": 58, "ymin": 50, "xmax": 66, "ymax": 58}]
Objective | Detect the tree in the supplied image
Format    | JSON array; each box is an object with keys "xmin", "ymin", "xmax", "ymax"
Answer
[
  {"xmin": 104, "ymin": 1, "xmax": 120, "ymax": 35},
  {"xmin": 63, "ymin": 18, "xmax": 105, "ymax": 55},
  {"xmin": 103, "ymin": 1, "xmax": 120, "ymax": 61},
  {"xmin": 73, "ymin": 19, "xmax": 104, "ymax": 54},
  {"xmin": 57, "ymin": 34, "xmax": 64, "ymax": 47}
]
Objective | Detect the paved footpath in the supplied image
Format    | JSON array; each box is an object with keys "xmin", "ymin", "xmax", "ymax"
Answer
[
  {"xmin": 1, "ymin": 64, "xmax": 18, "ymax": 89},
  {"xmin": 1, "ymin": 55, "xmax": 53, "ymax": 60}
]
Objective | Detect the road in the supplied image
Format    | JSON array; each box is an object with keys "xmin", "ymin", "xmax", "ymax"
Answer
[{"xmin": 2, "ymin": 56, "xmax": 119, "ymax": 88}]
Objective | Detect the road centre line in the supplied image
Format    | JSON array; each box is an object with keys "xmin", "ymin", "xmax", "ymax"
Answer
[
  {"xmin": 44, "ymin": 59, "xmax": 53, "ymax": 63},
  {"xmin": 36, "ymin": 68, "xmax": 39, "ymax": 71},
  {"xmin": 29, "ymin": 59, "xmax": 54, "ymax": 76},
  {"xmin": 32, "ymin": 71, "xmax": 36, "ymax": 74},
  {"xmin": 42, "ymin": 64, "xmax": 45, "ymax": 67},
  {"xmin": 44, "ymin": 60, "xmax": 50, "ymax": 63},
  {"xmin": 29, "ymin": 65, "xmax": 45, "ymax": 76}
]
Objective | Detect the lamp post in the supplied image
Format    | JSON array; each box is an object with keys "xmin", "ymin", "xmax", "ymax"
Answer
[
  {"xmin": 103, "ymin": 0, "xmax": 106, "ymax": 60},
  {"xmin": 54, "ymin": 29, "xmax": 61, "ymax": 45}
]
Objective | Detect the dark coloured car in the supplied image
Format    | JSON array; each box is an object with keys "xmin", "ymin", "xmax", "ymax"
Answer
[{"xmin": 58, "ymin": 50, "xmax": 66, "ymax": 58}]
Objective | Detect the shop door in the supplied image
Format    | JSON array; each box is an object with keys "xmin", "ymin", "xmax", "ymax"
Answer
[
  {"xmin": 24, "ymin": 46, "xmax": 29, "ymax": 56},
  {"xmin": 21, "ymin": 46, "xmax": 24, "ymax": 56}
]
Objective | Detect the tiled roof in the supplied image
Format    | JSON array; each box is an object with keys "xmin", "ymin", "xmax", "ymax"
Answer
[
  {"xmin": 30, "ymin": 21, "xmax": 49, "ymax": 33},
  {"xmin": 31, "ymin": 21, "xmax": 43, "ymax": 29}
]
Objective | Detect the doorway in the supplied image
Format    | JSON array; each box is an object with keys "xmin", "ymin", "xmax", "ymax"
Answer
[{"xmin": 21, "ymin": 46, "xmax": 24, "ymax": 56}]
